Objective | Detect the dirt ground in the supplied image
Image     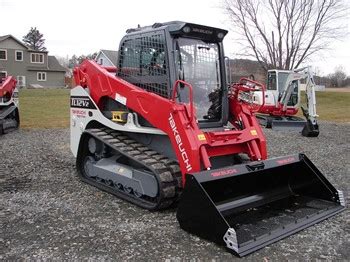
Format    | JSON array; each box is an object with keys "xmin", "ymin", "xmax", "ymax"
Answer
[{"xmin": 1, "ymin": 122, "xmax": 349, "ymax": 260}]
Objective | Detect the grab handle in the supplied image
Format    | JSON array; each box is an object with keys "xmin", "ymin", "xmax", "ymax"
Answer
[{"xmin": 171, "ymin": 80, "xmax": 194, "ymax": 123}]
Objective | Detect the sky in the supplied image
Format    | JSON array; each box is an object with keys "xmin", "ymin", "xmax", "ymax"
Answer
[{"xmin": 1, "ymin": 0, "xmax": 349, "ymax": 76}]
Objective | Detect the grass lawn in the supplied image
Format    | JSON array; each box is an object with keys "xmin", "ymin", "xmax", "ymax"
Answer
[
  {"xmin": 19, "ymin": 88, "xmax": 70, "ymax": 129},
  {"xmin": 300, "ymin": 91, "xmax": 350, "ymax": 123},
  {"xmin": 18, "ymin": 88, "xmax": 349, "ymax": 129}
]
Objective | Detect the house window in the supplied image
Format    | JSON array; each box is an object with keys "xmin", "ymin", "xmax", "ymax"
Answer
[
  {"xmin": 37, "ymin": 72, "xmax": 47, "ymax": 81},
  {"xmin": 0, "ymin": 71, "xmax": 7, "ymax": 79},
  {"xmin": 31, "ymin": 53, "xmax": 44, "ymax": 63},
  {"xmin": 99, "ymin": 58, "xmax": 103, "ymax": 64},
  {"xmin": 0, "ymin": 49, "xmax": 7, "ymax": 60},
  {"xmin": 15, "ymin": 51, "xmax": 23, "ymax": 61}
]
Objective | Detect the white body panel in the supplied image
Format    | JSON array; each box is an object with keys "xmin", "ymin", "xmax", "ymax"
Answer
[
  {"xmin": 253, "ymin": 90, "xmax": 277, "ymax": 106},
  {"xmin": 70, "ymin": 86, "xmax": 165, "ymax": 157}
]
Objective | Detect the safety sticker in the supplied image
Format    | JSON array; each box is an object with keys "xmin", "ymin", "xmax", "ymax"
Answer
[
  {"xmin": 250, "ymin": 129, "xmax": 258, "ymax": 136},
  {"xmin": 197, "ymin": 134, "xmax": 206, "ymax": 141}
]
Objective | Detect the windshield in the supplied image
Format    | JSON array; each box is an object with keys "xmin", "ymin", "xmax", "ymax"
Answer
[
  {"xmin": 278, "ymin": 72, "xmax": 299, "ymax": 106},
  {"xmin": 175, "ymin": 38, "xmax": 222, "ymax": 121}
]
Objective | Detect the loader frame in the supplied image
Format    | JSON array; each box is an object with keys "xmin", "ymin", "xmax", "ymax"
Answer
[{"xmin": 73, "ymin": 60, "xmax": 266, "ymax": 186}]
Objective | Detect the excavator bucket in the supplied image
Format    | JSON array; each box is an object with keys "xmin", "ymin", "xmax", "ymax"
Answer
[{"xmin": 177, "ymin": 154, "xmax": 344, "ymax": 257}]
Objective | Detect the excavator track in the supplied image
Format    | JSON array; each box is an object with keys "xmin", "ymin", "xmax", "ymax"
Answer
[{"xmin": 76, "ymin": 127, "xmax": 182, "ymax": 210}]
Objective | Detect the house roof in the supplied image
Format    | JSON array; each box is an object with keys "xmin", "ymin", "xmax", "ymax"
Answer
[
  {"xmin": 48, "ymin": 56, "xmax": 66, "ymax": 72},
  {"xmin": 100, "ymin": 49, "xmax": 118, "ymax": 66},
  {"xmin": 27, "ymin": 56, "xmax": 66, "ymax": 73},
  {"xmin": 28, "ymin": 49, "xmax": 48, "ymax": 53}
]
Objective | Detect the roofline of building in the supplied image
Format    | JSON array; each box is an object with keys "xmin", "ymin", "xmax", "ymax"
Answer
[
  {"xmin": 0, "ymin": 34, "xmax": 48, "ymax": 52},
  {"xmin": 98, "ymin": 49, "xmax": 116, "ymax": 66},
  {"xmin": 0, "ymin": 34, "xmax": 30, "ymax": 50},
  {"xmin": 27, "ymin": 68, "xmax": 66, "ymax": 73}
]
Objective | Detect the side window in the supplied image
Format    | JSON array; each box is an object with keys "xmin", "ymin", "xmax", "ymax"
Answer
[
  {"xmin": 118, "ymin": 34, "xmax": 168, "ymax": 97},
  {"xmin": 267, "ymin": 72, "xmax": 277, "ymax": 90},
  {"xmin": 119, "ymin": 39, "xmax": 140, "ymax": 74}
]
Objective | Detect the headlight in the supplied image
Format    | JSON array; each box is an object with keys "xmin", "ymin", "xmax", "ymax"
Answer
[
  {"xmin": 183, "ymin": 26, "xmax": 191, "ymax": 33},
  {"xmin": 217, "ymin": 32, "xmax": 225, "ymax": 39}
]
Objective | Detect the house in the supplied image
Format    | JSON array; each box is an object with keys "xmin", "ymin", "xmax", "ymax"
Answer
[
  {"xmin": 95, "ymin": 49, "xmax": 118, "ymax": 67},
  {"xmin": 0, "ymin": 35, "xmax": 66, "ymax": 88}
]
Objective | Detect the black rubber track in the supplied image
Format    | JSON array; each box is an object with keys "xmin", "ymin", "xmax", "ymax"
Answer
[{"xmin": 76, "ymin": 127, "xmax": 182, "ymax": 210}]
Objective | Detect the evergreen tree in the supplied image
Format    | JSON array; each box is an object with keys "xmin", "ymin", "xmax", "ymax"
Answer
[{"xmin": 22, "ymin": 27, "xmax": 46, "ymax": 51}]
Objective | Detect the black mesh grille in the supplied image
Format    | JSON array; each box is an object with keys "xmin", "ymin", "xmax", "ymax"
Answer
[{"xmin": 118, "ymin": 34, "xmax": 169, "ymax": 98}]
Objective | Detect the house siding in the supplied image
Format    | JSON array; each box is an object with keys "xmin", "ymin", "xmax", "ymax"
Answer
[
  {"xmin": 0, "ymin": 38, "xmax": 25, "ymax": 50},
  {"xmin": 0, "ymin": 48, "xmax": 28, "ymax": 77},
  {"xmin": 27, "ymin": 71, "xmax": 65, "ymax": 88}
]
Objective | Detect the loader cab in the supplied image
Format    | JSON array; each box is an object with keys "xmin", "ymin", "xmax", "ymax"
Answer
[{"xmin": 117, "ymin": 21, "xmax": 228, "ymax": 128}]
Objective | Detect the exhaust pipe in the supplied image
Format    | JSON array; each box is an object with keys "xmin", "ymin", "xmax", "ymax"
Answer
[{"xmin": 177, "ymin": 154, "xmax": 344, "ymax": 256}]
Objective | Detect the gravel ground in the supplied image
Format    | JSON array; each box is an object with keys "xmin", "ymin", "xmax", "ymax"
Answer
[{"xmin": 1, "ymin": 122, "xmax": 349, "ymax": 261}]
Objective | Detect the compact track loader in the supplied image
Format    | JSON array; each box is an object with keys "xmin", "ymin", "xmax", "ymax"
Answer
[
  {"xmin": 0, "ymin": 76, "xmax": 19, "ymax": 134},
  {"xmin": 71, "ymin": 21, "xmax": 344, "ymax": 256}
]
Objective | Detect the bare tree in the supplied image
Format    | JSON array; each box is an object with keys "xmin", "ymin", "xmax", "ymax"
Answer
[
  {"xmin": 328, "ymin": 65, "xmax": 347, "ymax": 87},
  {"xmin": 223, "ymin": 0, "xmax": 347, "ymax": 71}
]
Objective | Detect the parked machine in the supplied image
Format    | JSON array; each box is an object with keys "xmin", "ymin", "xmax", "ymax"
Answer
[
  {"xmin": 0, "ymin": 76, "xmax": 19, "ymax": 134},
  {"xmin": 71, "ymin": 21, "xmax": 344, "ymax": 256},
  {"xmin": 252, "ymin": 67, "xmax": 319, "ymax": 137}
]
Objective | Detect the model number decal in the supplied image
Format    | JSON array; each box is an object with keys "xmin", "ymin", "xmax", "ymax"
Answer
[
  {"xmin": 169, "ymin": 113, "xmax": 192, "ymax": 172},
  {"xmin": 71, "ymin": 96, "xmax": 97, "ymax": 109}
]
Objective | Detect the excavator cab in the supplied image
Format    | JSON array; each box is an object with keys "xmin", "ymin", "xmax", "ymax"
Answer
[
  {"xmin": 272, "ymin": 70, "xmax": 299, "ymax": 106},
  {"xmin": 266, "ymin": 70, "xmax": 300, "ymax": 108}
]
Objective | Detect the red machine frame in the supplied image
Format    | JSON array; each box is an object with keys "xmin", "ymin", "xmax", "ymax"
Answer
[
  {"xmin": 0, "ymin": 76, "xmax": 17, "ymax": 99},
  {"xmin": 74, "ymin": 60, "xmax": 267, "ymax": 186}
]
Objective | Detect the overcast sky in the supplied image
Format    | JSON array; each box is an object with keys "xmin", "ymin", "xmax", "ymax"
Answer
[{"xmin": 1, "ymin": 0, "xmax": 349, "ymax": 75}]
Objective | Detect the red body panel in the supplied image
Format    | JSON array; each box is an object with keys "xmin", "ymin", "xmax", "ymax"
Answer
[
  {"xmin": 74, "ymin": 60, "xmax": 267, "ymax": 186},
  {"xmin": 258, "ymin": 104, "xmax": 299, "ymax": 116},
  {"xmin": 0, "ymin": 76, "xmax": 17, "ymax": 98}
]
